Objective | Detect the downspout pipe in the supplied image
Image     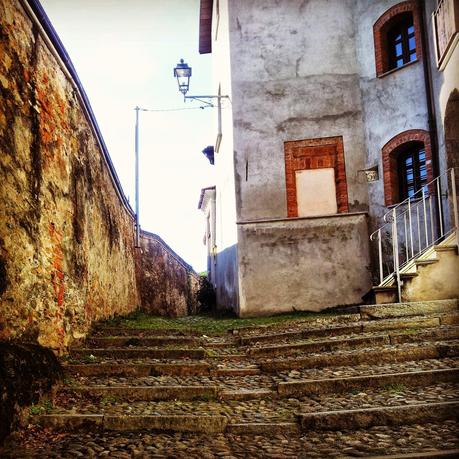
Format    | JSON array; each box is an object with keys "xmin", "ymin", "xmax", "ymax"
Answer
[{"xmin": 419, "ymin": 0, "xmax": 440, "ymax": 178}]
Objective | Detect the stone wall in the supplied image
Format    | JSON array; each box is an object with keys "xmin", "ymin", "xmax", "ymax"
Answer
[
  {"xmin": 237, "ymin": 213, "xmax": 372, "ymax": 317},
  {"xmin": 137, "ymin": 231, "xmax": 199, "ymax": 317},
  {"xmin": 0, "ymin": 0, "xmax": 140, "ymax": 350}
]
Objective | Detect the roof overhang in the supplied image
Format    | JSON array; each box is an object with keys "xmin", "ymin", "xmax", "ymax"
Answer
[
  {"xmin": 199, "ymin": 0, "xmax": 213, "ymax": 54},
  {"xmin": 198, "ymin": 186, "xmax": 216, "ymax": 210}
]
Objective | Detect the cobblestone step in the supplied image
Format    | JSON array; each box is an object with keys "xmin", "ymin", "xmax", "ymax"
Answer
[
  {"xmin": 277, "ymin": 367, "xmax": 459, "ymax": 397},
  {"xmin": 298, "ymin": 400, "xmax": 459, "ymax": 431},
  {"xmin": 69, "ymin": 348, "xmax": 207, "ymax": 359},
  {"xmin": 2, "ymin": 423, "xmax": 458, "ymax": 458},
  {"xmin": 33, "ymin": 382, "xmax": 459, "ymax": 435},
  {"xmin": 249, "ymin": 326, "xmax": 459, "ymax": 357},
  {"xmin": 238, "ymin": 316, "xmax": 445, "ymax": 346},
  {"xmin": 35, "ymin": 413, "xmax": 228, "ymax": 433},
  {"xmin": 261, "ymin": 342, "xmax": 459, "ymax": 372},
  {"xmin": 70, "ymin": 385, "xmax": 221, "ymax": 401}
]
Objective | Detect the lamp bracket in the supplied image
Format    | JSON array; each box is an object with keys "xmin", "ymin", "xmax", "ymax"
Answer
[{"xmin": 184, "ymin": 95, "xmax": 230, "ymax": 107}]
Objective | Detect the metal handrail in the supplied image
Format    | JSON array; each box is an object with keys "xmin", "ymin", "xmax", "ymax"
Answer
[{"xmin": 370, "ymin": 168, "xmax": 458, "ymax": 298}]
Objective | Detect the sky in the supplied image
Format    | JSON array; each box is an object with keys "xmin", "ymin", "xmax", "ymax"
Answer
[{"xmin": 40, "ymin": 0, "xmax": 215, "ymax": 272}]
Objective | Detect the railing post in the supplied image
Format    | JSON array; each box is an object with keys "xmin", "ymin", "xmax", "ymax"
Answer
[
  {"xmin": 422, "ymin": 187, "xmax": 429, "ymax": 247},
  {"xmin": 392, "ymin": 209, "xmax": 401, "ymax": 303},
  {"xmin": 436, "ymin": 179, "xmax": 444, "ymax": 238},
  {"xmin": 408, "ymin": 198, "xmax": 414, "ymax": 258},
  {"xmin": 378, "ymin": 229, "xmax": 383, "ymax": 285}
]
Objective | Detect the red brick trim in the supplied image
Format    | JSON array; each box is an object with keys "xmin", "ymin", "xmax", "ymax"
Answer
[
  {"xmin": 284, "ymin": 137, "xmax": 349, "ymax": 217},
  {"xmin": 373, "ymin": 1, "xmax": 423, "ymax": 77},
  {"xmin": 382, "ymin": 129, "xmax": 433, "ymax": 206}
]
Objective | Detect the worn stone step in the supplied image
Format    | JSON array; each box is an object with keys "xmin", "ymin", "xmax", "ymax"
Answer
[
  {"xmin": 93, "ymin": 327, "xmax": 203, "ymax": 337},
  {"xmin": 390, "ymin": 326, "xmax": 459, "ymax": 344},
  {"xmin": 36, "ymin": 414, "xmax": 228, "ymax": 433},
  {"xmin": 70, "ymin": 385, "xmax": 219, "ymax": 401},
  {"xmin": 86, "ymin": 336, "xmax": 198, "ymax": 347},
  {"xmin": 64, "ymin": 362, "xmax": 212, "ymax": 377},
  {"xmin": 357, "ymin": 450, "xmax": 459, "ymax": 459},
  {"xmin": 219, "ymin": 389, "xmax": 276, "ymax": 400},
  {"xmin": 69, "ymin": 348, "xmax": 206, "ymax": 360},
  {"xmin": 226, "ymin": 422, "xmax": 299, "ymax": 435},
  {"xmin": 277, "ymin": 368, "xmax": 459, "ymax": 397},
  {"xmin": 46, "ymin": 382, "xmax": 459, "ymax": 426},
  {"xmin": 232, "ymin": 313, "xmax": 361, "ymax": 336},
  {"xmin": 297, "ymin": 400, "xmax": 459, "ymax": 431},
  {"xmin": 360, "ymin": 299, "xmax": 458, "ymax": 320},
  {"xmin": 248, "ymin": 327, "xmax": 459, "ymax": 358},
  {"xmin": 248, "ymin": 334, "xmax": 390, "ymax": 357},
  {"xmin": 239, "ymin": 316, "xmax": 442, "ymax": 346},
  {"xmin": 260, "ymin": 342, "xmax": 459, "ymax": 372}
]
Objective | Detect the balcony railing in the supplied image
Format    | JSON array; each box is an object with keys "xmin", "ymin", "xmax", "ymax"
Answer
[{"xmin": 370, "ymin": 168, "xmax": 458, "ymax": 301}]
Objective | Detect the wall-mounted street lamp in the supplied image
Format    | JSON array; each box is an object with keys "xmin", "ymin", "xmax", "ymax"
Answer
[{"xmin": 173, "ymin": 58, "xmax": 229, "ymax": 107}]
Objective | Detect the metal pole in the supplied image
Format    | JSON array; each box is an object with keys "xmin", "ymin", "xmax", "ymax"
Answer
[
  {"xmin": 135, "ymin": 106, "xmax": 140, "ymax": 247},
  {"xmin": 451, "ymin": 168, "xmax": 459, "ymax": 248}
]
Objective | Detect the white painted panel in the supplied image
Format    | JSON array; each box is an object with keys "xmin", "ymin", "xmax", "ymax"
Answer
[{"xmin": 296, "ymin": 168, "xmax": 337, "ymax": 217}]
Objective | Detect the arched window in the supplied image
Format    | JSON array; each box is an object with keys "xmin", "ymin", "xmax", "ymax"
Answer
[
  {"xmin": 398, "ymin": 143, "xmax": 427, "ymax": 199},
  {"xmin": 382, "ymin": 130, "xmax": 433, "ymax": 206},
  {"xmin": 373, "ymin": 1, "xmax": 422, "ymax": 77},
  {"xmin": 387, "ymin": 13, "xmax": 416, "ymax": 70}
]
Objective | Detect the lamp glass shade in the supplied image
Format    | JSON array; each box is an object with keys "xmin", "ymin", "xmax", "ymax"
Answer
[{"xmin": 174, "ymin": 59, "xmax": 192, "ymax": 95}]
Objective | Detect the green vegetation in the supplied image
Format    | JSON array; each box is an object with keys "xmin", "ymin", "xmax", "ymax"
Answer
[
  {"xmin": 29, "ymin": 400, "xmax": 53, "ymax": 415},
  {"xmin": 102, "ymin": 310, "xmax": 338, "ymax": 335},
  {"xmin": 383, "ymin": 383, "xmax": 407, "ymax": 393},
  {"xmin": 100, "ymin": 395, "xmax": 119, "ymax": 405}
]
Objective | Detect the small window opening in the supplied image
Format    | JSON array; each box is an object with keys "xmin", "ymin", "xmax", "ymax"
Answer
[
  {"xmin": 387, "ymin": 13, "xmax": 416, "ymax": 70},
  {"xmin": 398, "ymin": 144, "xmax": 427, "ymax": 200}
]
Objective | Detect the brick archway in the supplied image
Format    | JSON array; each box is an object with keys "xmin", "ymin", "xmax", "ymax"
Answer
[{"xmin": 382, "ymin": 129, "xmax": 433, "ymax": 206}]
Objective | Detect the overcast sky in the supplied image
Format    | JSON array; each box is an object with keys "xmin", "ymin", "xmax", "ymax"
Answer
[{"xmin": 41, "ymin": 0, "xmax": 215, "ymax": 272}]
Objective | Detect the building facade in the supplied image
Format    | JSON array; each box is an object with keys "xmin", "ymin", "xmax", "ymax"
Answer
[{"xmin": 198, "ymin": 0, "xmax": 459, "ymax": 316}]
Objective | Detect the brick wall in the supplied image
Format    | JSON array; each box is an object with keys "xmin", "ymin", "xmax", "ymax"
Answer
[
  {"xmin": 373, "ymin": 0, "xmax": 423, "ymax": 77},
  {"xmin": 284, "ymin": 137, "xmax": 349, "ymax": 217}
]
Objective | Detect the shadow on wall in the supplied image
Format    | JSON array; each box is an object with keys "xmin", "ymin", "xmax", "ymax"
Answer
[
  {"xmin": 136, "ymin": 231, "xmax": 200, "ymax": 317},
  {"xmin": 214, "ymin": 244, "xmax": 239, "ymax": 314}
]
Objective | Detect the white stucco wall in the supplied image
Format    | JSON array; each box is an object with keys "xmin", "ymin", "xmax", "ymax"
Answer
[
  {"xmin": 355, "ymin": 0, "xmax": 430, "ymax": 228},
  {"xmin": 227, "ymin": 0, "xmax": 369, "ymax": 222}
]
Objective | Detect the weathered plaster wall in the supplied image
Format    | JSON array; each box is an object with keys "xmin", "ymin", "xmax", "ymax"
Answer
[
  {"xmin": 212, "ymin": 0, "xmax": 240, "ymax": 312},
  {"xmin": 237, "ymin": 213, "xmax": 372, "ymax": 317},
  {"xmin": 355, "ymin": 0, "xmax": 429, "ymax": 227},
  {"xmin": 0, "ymin": 0, "xmax": 141, "ymax": 350},
  {"xmin": 137, "ymin": 231, "xmax": 199, "ymax": 317},
  {"xmin": 228, "ymin": 0, "xmax": 369, "ymax": 221}
]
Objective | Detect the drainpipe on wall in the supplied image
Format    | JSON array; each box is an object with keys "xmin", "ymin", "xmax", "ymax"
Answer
[{"xmin": 419, "ymin": 0, "xmax": 440, "ymax": 179}]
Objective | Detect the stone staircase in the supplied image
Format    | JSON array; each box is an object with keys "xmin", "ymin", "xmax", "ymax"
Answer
[
  {"xmin": 373, "ymin": 232, "xmax": 459, "ymax": 304},
  {"xmin": 5, "ymin": 299, "xmax": 459, "ymax": 457}
]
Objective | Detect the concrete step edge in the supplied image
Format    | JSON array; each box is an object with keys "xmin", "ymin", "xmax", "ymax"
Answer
[{"xmin": 297, "ymin": 400, "xmax": 459, "ymax": 431}]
